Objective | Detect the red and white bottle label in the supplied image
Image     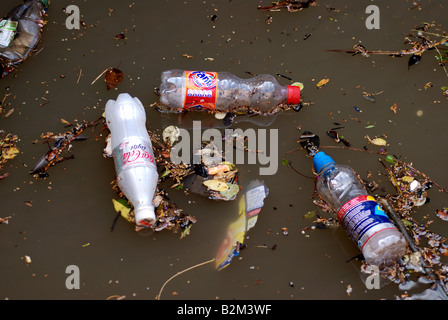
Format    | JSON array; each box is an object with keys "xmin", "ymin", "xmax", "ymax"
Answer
[
  {"xmin": 113, "ymin": 138, "xmax": 156, "ymax": 174},
  {"xmin": 337, "ymin": 195, "xmax": 396, "ymax": 250},
  {"xmin": 183, "ymin": 71, "xmax": 218, "ymax": 110}
]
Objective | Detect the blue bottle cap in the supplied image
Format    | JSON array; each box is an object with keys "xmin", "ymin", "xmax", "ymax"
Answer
[{"xmin": 313, "ymin": 151, "xmax": 335, "ymax": 174}]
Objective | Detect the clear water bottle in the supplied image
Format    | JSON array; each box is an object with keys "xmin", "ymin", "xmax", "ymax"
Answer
[
  {"xmin": 105, "ymin": 93, "xmax": 159, "ymax": 227},
  {"xmin": 313, "ymin": 151, "xmax": 407, "ymax": 268},
  {"xmin": 158, "ymin": 69, "xmax": 301, "ymax": 113}
]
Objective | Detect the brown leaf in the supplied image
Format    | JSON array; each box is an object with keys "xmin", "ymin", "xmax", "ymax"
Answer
[
  {"xmin": 114, "ymin": 33, "xmax": 126, "ymax": 40},
  {"xmin": 390, "ymin": 103, "xmax": 398, "ymax": 114},
  {"xmin": 105, "ymin": 68, "xmax": 124, "ymax": 90}
]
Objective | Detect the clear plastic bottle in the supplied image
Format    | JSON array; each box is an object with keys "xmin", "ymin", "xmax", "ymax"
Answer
[
  {"xmin": 105, "ymin": 93, "xmax": 159, "ymax": 227},
  {"xmin": 313, "ymin": 151, "xmax": 407, "ymax": 268},
  {"xmin": 158, "ymin": 69, "xmax": 301, "ymax": 113}
]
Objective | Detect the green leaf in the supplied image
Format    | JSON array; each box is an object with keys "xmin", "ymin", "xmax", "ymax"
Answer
[
  {"xmin": 115, "ymin": 198, "xmax": 131, "ymax": 208},
  {"xmin": 402, "ymin": 219, "xmax": 413, "ymax": 227},
  {"xmin": 282, "ymin": 158, "xmax": 290, "ymax": 166},
  {"xmin": 160, "ymin": 169, "xmax": 171, "ymax": 178},
  {"xmin": 175, "ymin": 183, "xmax": 184, "ymax": 190},
  {"xmin": 304, "ymin": 210, "xmax": 316, "ymax": 220},
  {"xmin": 365, "ymin": 125, "xmax": 375, "ymax": 129},
  {"xmin": 385, "ymin": 155, "xmax": 396, "ymax": 164}
]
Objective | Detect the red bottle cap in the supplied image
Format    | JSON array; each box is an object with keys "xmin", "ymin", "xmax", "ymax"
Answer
[{"xmin": 286, "ymin": 85, "xmax": 301, "ymax": 104}]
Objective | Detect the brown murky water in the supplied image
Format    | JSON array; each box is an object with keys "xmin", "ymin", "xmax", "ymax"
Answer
[{"xmin": 1, "ymin": 0, "xmax": 447, "ymax": 301}]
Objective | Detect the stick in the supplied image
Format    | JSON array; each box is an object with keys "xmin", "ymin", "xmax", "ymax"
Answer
[
  {"xmin": 286, "ymin": 161, "xmax": 315, "ymax": 179},
  {"xmin": 156, "ymin": 258, "xmax": 215, "ymax": 300},
  {"xmin": 76, "ymin": 68, "xmax": 82, "ymax": 84},
  {"xmin": 377, "ymin": 198, "xmax": 419, "ymax": 252},
  {"xmin": 326, "ymin": 49, "xmax": 407, "ymax": 56},
  {"xmin": 320, "ymin": 145, "xmax": 387, "ymax": 155},
  {"xmin": 378, "ymin": 197, "xmax": 448, "ymax": 299},
  {"xmin": 393, "ymin": 158, "xmax": 448, "ymax": 194},
  {"xmin": 91, "ymin": 68, "xmax": 109, "ymax": 85}
]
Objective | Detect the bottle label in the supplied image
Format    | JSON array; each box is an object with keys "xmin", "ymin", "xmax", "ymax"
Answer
[
  {"xmin": 113, "ymin": 138, "xmax": 156, "ymax": 174},
  {"xmin": 0, "ymin": 20, "xmax": 17, "ymax": 48},
  {"xmin": 337, "ymin": 195, "xmax": 396, "ymax": 250},
  {"xmin": 183, "ymin": 71, "xmax": 218, "ymax": 111}
]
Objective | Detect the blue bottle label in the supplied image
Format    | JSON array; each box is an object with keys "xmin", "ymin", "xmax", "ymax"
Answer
[{"xmin": 337, "ymin": 195, "xmax": 396, "ymax": 250}]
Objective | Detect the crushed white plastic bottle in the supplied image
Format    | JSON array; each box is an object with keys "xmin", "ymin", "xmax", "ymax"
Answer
[
  {"xmin": 105, "ymin": 93, "xmax": 159, "ymax": 228},
  {"xmin": 158, "ymin": 69, "xmax": 301, "ymax": 113},
  {"xmin": 313, "ymin": 151, "xmax": 408, "ymax": 268}
]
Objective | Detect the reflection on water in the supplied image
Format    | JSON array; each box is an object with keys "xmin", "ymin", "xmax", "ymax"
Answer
[{"xmin": 0, "ymin": 0, "xmax": 447, "ymax": 300}]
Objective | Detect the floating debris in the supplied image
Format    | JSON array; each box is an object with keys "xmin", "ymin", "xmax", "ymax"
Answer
[
  {"xmin": 436, "ymin": 208, "xmax": 448, "ymax": 222},
  {"xmin": 30, "ymin": 118, "xmax": 102, "ymax": 177},
  {"xmin": 257, "ymin": 0, "xmax": 317, "ymax": 12},
  {"xmin": 0, "ymin": 0, "xmax": 49, "ymax": 79},
  {"xmin": 0, "ymin": 132, "xmax": 20, "ymax": 179},
  {"xmin": 365, "ymin": 135, "xmax": 387, "ymax": 147},
  {"xmin": 106, "ymin": 125, "xmax": 197, "ymax": 235},
  {"xmin": 189, "ymin": 141, "xmax": 241, "ymax": 201},
  {"xmin": 316, "ymin": 78, "xmax": 330, "ymax": 88},
  {"xmin": 290, "ymin": 131, "xmax": 448, "ymax": 295},
  {"xmin": 326, "ymin": 129, "xmax": 351, "ymax": 147},
  {"xmin": 390, "ymin": 103, "xmax": 398, "ymax": 114},
  {"xmin": 327, "ymin": 24, "xmax": 448, "ymax": 75},
  {"xmin": 105, "ymin": 68, "xmax": 124, "ymax": 90}
]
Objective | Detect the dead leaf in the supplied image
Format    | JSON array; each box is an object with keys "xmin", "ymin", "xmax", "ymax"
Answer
[
  {"xmin": 114, "ymin": 33, "xmax": 126, "ymax": 40},
  {"xmin": 112, "ymin": 199, "xmax": 134, "ymax": 223},
  {"xmin": 60, "ymin": 118, "xmax": 71, "ymax": 125},
  {"xmin": 316, "ymin": 78, "xmax": 330, "ymax": 88},
  {"xmin": 3, "ymin": 108, "xmax": 14, "ymax": 118},
  {"xmin": 2, "ymin": 147, "xmax": 19, "ymax": 160},
  {"xmin": 203, "ymin": 179, "xmax": 229, "ymax": 192},
  {"xmin": 370, "ymin": 138, "xmax": 387, "ymax": 146},
  {"xmin": 436, "ymin": 208, "xmax": 448, "ymax": 221},
  {"xmin": 390, "ymin": 103, "xmax": 398, "ymax": 114},
  {"xmin": 105, "ymin": 68, "xmax": 124, "ymax": 90}
]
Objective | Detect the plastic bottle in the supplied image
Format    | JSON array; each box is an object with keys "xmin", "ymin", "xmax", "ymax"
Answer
[
  {"xmin": 105, "ymin": 93, "xmax": 159, "ymax": 227},
  {"xmin": 0, "ymin": 0, "xmax": 48, "ymax": 78},
  {"xmin": 158, "ymin": 69, "xmax": 301, "ymax": 113},
  {"xmin": 313, "ymin": 151, "xmax": 407, "ymax": 268}
]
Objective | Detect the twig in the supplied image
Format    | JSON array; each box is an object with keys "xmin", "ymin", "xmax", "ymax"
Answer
[
  {"xmin": 434, "ymin": 46, "xmax": 448, "ymax": 78},
  {"xmin": 91, "ymin": 68, "xmax": 109, "ymax": 85},
  {"xmin": 286, "ymin": 161, "xmax": 315, "ymax": 179},
  {"xmin": 320, "ymin": 145, "xmax": 387, "ymax": 155},
  {"xmin": 76, "ymin": 68, "xmax": 82, "ymax": 84},
  {"xmin": 393, "ymin": 158, "xmax": 448, "ymax": 194},
  {"xmin": 377, "ymin": 197, "xmax": 419, "ymax": 252},
  {"xmin": 410, "ymin": 29, "xmax": 448, "ymax": 39},
  {"xmin": 326, "ymin": 49, "xmax": 409, "ymax": 56},
  {"xmin": 156, "ymin": 258, "xmax": 215, "ymax": 300}
]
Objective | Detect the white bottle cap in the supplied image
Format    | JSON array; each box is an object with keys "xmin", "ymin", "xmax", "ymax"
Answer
[{"xmin": 134, "ymin": 205, "xmax": 156, "ymax": 227}]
